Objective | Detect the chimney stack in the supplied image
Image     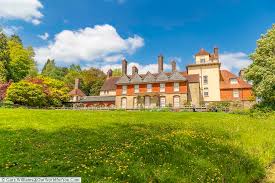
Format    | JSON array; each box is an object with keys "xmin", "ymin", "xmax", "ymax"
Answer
[
  {"xmin": 239, "ymin": 69, "xmax": 245, "ymax": 80},
  {"xmin": 122, "ymin": 59, "xmax": 128, "ymax": 75},
  {"xmin": 75, "ymin": 78, "xmax": 80, "ymax": 89},
  {"xmin": 107, "ymin": 69, "xmax": 113, "ymax": 79},
  {"xmin": 171, "ymin": 60, "xmax": 176, "ymax": 72},
  {"xmin": 132, "ymin": 66, "xmax": 138, "ymax": 75},
  {"xmin": 158, "ymin": 55, "xmax": 164, "ymax": 73},
  {"xmin": 214, "ymin": 47, "xmax": 219, "ymax": 58}
]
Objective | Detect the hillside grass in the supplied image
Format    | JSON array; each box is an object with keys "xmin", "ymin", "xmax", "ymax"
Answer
[{"xmin": 0, "ymin": 109, "xmax": 274, "ymax": 183}]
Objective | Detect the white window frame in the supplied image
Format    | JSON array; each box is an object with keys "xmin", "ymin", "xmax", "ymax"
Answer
[
  {"xmin": 203, "ymin": 75, "xmax": 208, "ymax": 85},
  {"xmin": 160, "ymin": 83, "xmax": 165, "ymax": 92},
  {"xmin": 134, "ymin": 84, "xmax": 139, "ymax": 93},
  {"xmin": 173, "ymin": 96, "xmax": 180, "ymax": 108},
  {"xmin": 233, "ymin": 89, "xmax": 239, "ymax": 98},
  {"xmin": 204, "ymin": 87, "xmax": 209, "ymax": 97},
  {"xmin": 200, "ymin": 58, "xmax": 205, "ymax": 63},
  {"xmin": 145, "ymin": 96, "xmax": 150, "ymax": 108},
  {"xmin": 230, "ymin": 78, "xmax": 238, "ymax": 84},
  {"xmin": 174, "ymin": 82, "xmax": 179, "ymax": 92},
  {"xmin": 122, "ymin": 85, "xmax": 127, "ymax": 95},
  {"xmin": 147, "ymin": 84, "xmax": 152, "ymax": 92},
  {"xmin": 160, "ymin": 96, "xmax": 166, "ymax": 108}
]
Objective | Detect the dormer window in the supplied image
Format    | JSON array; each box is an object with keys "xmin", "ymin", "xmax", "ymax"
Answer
[
  {"xmin": 200, "ymin": 58, "xmax": 205, "ymax": 63},
  {"xmin": 230, "ymin": 78, "xmax": 238, "ymax": 84}
]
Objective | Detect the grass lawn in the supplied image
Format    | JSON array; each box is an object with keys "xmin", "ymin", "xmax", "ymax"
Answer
[{"xmin": 0, "ymin": 109, "xmax": 274, "ymax": 183}]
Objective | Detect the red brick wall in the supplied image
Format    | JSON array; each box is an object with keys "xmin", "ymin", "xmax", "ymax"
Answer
[
  {"xmin": 116, "ymin": 82, "xmax": 187, "ymax": 96},
  {"xmin": 220, "ymin": 88, "xmax": 253, "ymax": 101},
  {"xmin": 84, "ymin": 101, "xmax": 115, "ymax": 107}
]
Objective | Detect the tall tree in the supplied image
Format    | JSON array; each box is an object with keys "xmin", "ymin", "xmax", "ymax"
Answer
[
  {"xmin": 41, "ymin": 59, "xmax": 68, "ymax": 80},
  {"xmin": 246, "ymin": 24, "xmax": 275, "ymax": 108},
  {"xmin": 8, "ymin": 37, "xmax": 37, "ymax": 82},
  {"xmin": 64, "ymin": 64, "xmax": 82, "ymax": 89},
  {"xmin": 0, "ymin": 32, "xmax": 10, "ymax": 83},
  {"xmin": 81, "ymin": 68, "xmax": 106, "ymax": 95}
]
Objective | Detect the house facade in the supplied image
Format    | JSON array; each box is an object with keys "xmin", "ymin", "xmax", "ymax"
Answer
[{"xmin": 70, "ymin": 48, "xmax": 254, "ymax": 108}]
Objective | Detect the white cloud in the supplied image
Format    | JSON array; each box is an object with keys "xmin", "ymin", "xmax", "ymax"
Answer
[
  {"xmin": 0, "ymin": 0, "xmax": 43, "ymax": 25},
  {"xmin": 38, "ymin": 32, "xmax": 49, "ymax": 40},
  {"xmin": 1, "ymin": 25, "xmax": 22, "ymax": 35},
  {"xmin": 220, "ymin": 52, "xmax": 251, "ymax": 72},
  {"xmin": 34, "ymin": 24, "xmax": 144, "ymax": 66}
]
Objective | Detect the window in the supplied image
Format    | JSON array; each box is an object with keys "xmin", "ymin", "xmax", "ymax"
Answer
[
  {"xmin": 147, "ymin": 84, "xmax": 152, "ymax": 92},
  {"xmin": 174, "ymin": 82, "xmax": 179, "ymax": 92},
  {"xmin": 230, "ymin": 78, "xmax": 238, "ymax": 84},
  {"xmin": 200, "ymin": 58, "xmax": 205, "ymax": 63},
  {"xmin": 160, "ymin": 83, "xmax": 165, "ymax": 92},
  {"xmin": 204, "ymin": 87, "xmax": 209, "ymax": 97},
  {"xmin": 122, "ymin": 85, "xmax": 127, "ymax": 95},
  {"xmin": 134, "ymin": 85, "xmax": 139, "ymax": 93},
  {"xmin": 160, "ymin": 97, "xmax": 166, "ymax": 108},
  {"xmin": 145, "ymin": 96, "xmax": 150, "ymax": 108},
  {"xmin": 121, "ymin": 98, "xmax": 127, "ymax": 109},
  {"xmin": 233, "ymin": 89, "xmax": 239, "ymax": 98},
  {"xmin": 203, "ymin": 75, "xmax": 208, "ymax": 84},
  {"xmin": 173, "ymin": 96, "xmax": 180, "ymax": 108}
]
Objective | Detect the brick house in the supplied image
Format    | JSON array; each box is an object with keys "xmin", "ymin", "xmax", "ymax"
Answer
[{"xmin": 70, "ymin": 47, "xmax": 253, "ymax": 108}]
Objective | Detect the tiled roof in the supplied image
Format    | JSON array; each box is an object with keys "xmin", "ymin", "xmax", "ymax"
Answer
[
  {"xmin": 220, "ymin": 70, "xmax": 252, "ymax": 89},
  {"xmin": 100, "ymin": 77, "xmax": 120, "ymax": 91},
  {"xmin": 69, "ymin": 88, "xmax": 86, "ymax": 97},
  {"xmin": 80, "ymin": 96, "xmax": 115, "ymax": 102},
  {"xmin": 195, "ymin": 48, "xmax": 210, "ymax": 56}
]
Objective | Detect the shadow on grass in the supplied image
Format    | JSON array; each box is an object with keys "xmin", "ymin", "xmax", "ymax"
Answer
[{"xmin": 0, "ymin": 123, "xmax": 265, "ymax": 183}]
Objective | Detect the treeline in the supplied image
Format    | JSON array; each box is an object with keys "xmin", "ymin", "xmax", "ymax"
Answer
[{"xmin": 0, "ymin": 30, "xmax": 107, "ymax": 107}]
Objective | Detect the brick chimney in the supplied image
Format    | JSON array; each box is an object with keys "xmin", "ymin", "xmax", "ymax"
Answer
[
  {"xmin": 158, "ymin": 55, "xmax": 164, "ymax": 73},
  {"xmin": 122, "ymin": 59, "xmax": 128, "ymax": 75},
  {"xmin": 171, "ymin": 60, "xmax": 176, "ymax": 72},
  {"xmin": 214, "ymin": 47, "xmax": 219, "ymax": 58},
  {"xmin": 74, "ymin": 78, "xmax": 80, "ymax": 89},
  {"xmin": 107, "ymin": 69, "xmax": 113, "ymax": 79},
  {"xmin": 239, "ymin": 69, "xmax": 245, "ymax": 80},
  {"xmin": 132, "ymin": 65, "xmax": 138, "ymax": 75}
]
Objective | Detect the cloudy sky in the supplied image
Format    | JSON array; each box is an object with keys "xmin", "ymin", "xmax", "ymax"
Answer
[{"xmin": 0, "ymin": 0, "xmax": 275, "ymax": 74}]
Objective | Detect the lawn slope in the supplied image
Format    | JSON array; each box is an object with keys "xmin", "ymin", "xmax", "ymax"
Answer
[{"xmin": 0, "ymin": 109, "xmax": 274, "ymax": 182}]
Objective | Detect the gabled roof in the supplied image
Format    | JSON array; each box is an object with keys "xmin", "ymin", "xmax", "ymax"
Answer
[
  {"xmin": 195, "ymin": 48, "xmax": 210, "ymax": 56},
  {"xmin": 130, "ymin": 73, "xmax": 143, "ymax": 83},
  {"xmin": 220, "ymin": 70, "xmax": 252, "ymax": 89},
  {"xmin": 143, "ymin": 72, "xmax": 156, "ymax": 82},
  {"xmin": 100, "ymin": 77, "xmax": 120, "ymax": 91},
  {"xmin": 69, "ymin": 88, "xmax": 86, "ymax": 97},
  {"xmin": 169, "ymin": 71, "xmax": 187, "ymax": 81},
  {"xmin": 156, "ymin": 72, "xmax": 169, "ymax": 82},
  {"xmin": 116, "ymin": 75, "xmax": 130, "ymax": 84}
]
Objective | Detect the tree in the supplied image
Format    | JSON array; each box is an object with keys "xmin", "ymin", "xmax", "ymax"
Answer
[
  {"xmin": 245, "ymin": 24, "xmax": 275, "ymax": 108},
  {"xmin": 112, "ymin": 68, "xmax": 122, "ymax": 76},
  {"xmin": 5, "ymin": 76, "xmax": 70, "ymax": 107},
  {"xmin": 0, "ymin": 32, "xmax": 10, "ymax": 83},
  {"xmin": 41, "ymin": 59, "xmax": 68, "ymax": 80},
  {"xmin": 64, "ymin": 64, "xmax": 82, "ymax": 89},
  {"xmin": 5, "ymin": 81, "xmax": 47, "ymax": 107},
  {"xmin": 81, "ymin": 68, "xmax": 106, "ymax": 95},
  {"xmin": 8, "ymin": 38, "xmax": 37, "ymax": 82}
]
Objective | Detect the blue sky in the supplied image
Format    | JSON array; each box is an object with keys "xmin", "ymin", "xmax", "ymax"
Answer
[{"xmin": 1, "ymin": 0, "xmax": 275, "ymax": 74}]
